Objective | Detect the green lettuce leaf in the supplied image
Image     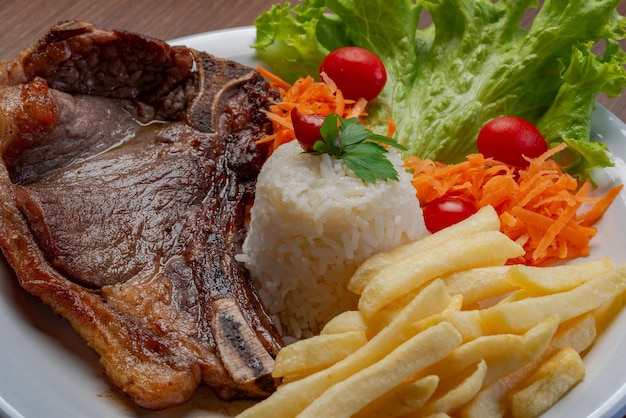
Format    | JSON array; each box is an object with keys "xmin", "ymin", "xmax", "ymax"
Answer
[
  {"xmin": 537, "ymin": 41, "xmax": 626, "ymax": 179},
  {"xmin": 253, "ymin": 0, "xmax": 626, "ymax": 180},
  {"xmin": 253, "ymin": 0, "xmax": 329, "ymax": 83}
]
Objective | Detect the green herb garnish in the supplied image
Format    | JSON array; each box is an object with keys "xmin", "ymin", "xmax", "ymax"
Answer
[{"xmin": 309, "ymin": 113, "xmax": 407, "ymax": 184}]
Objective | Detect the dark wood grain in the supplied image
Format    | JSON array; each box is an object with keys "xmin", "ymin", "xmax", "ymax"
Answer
[
  {"xmin": 0, "ymin": 0, "xmax": 280, "ymax": 57},
  {"xmin": 0, "ymin": 0, "xmax": 624, "ymax": 121}
]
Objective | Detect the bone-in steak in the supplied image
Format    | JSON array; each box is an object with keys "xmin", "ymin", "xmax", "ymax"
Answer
[{"xmin": 0, "ymin": 21, "xmax": 283, "ymax": 410}]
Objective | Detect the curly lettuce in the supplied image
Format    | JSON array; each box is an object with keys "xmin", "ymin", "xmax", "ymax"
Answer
[{"xmin": 253, "ymin": 0, "xmax": 626, "ymax": 179}]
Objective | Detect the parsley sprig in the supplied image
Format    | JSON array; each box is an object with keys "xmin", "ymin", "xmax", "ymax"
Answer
[{"xmin": 307, "ymin": 114, "xmax": 407, "ymax": 184}]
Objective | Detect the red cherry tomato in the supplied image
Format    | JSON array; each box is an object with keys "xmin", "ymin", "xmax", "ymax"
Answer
[
  {"xmin": 291, "ymin": 107, "xmax": 326, "ymax": 152},
  {"xmin": 476, "ymin": 116, "xmax": 548, "ymax": 167},
  {"xmin": 320, "ymin": 46, "xmax": 387, "ymax": 101},
  {"xmin": 422, "ymin": 197, "xmax": 477, "ymax": 233}
]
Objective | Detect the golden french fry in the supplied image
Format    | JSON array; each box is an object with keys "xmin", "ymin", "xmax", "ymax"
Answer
[
  {"xmin": 272, "ymin": 331, "xmax": 368, "ymax": 379},
  {"xmin": 495, "ymin": 288, "xmax": 533, "ymax": 304},
  {"xmin": 320, "ymin": 311, "xmax": 368, "ymax": 335},
  {"xmin": 377, "ymin": 294, "xmax": 465, "ymax": 336},
  {"xmin": 345, "ymin": 289, "xmax": 465, "ymax": 340},
  {"xmin": 506, "ymin": 257, "xmax": 614, "ymax": 295},
  {"xmin": 592, "ymin": 289, "xmax": 626, "ymax": 334},
  {"xmin": 447, "ymin": 294, "xmax": 464, "ymax": 311},
  {"xmin": 359, "ymin": 231, "xmax": 524, "ymax": 317},
  {"xmin": 436, "ymin": 316, "xmax": 558, "ymax": 414},
  {"xmin": 552, "ymin": 314, "xmax": 597, "ymax": 353},
  {"xmin": 443, "ymin": 266, "xmax": 515, "ymax": 307},
  {"xmin": 296, "ymin": 322, "xmax": 462, "ymax": 418},
  {"xmin": 483, "ymin": 316, "xmax": 558, "ymax": 386},
  {"xmin": 420, "ymin": 334, "xmax": 523, "ymax": 380},
  {"xmin": 348, "ymin": 205, "xmax": 501, "ymax": 295},
  {"xmin": 420, "ymin": 359, "xmax": 487, "ymax": 416},
  {"xmin": 353, "ymin": 375, "xmax": 440, "ymax": 418},
  {"xmin": 480, "ymin": 264, "xmax": 626, "ymax": 334},
  {"xmin": 237, "ymin": 279, "xmax": 452, "ymax": 418},
  {"xmin": 459, "ymin": 314, "xmax": 596, "ymax": 418},
  {"xmin": 414, "ymin": 309, "xmax": 484, "ymax": 342},
  {"xmin": 507, "ymin": 347, "xmax": 585, "ymax": 418},
  {"xmin": 365, "ymin": 305, "xmax": 412, "ymax": 335}
]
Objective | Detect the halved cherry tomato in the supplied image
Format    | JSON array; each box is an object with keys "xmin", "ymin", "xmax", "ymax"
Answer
[
  {"xmin": 476, "ymin": 116, "xmax": 547, "ymax": 167},
  {"xmin": 320, "ymin": 46, "xmax": 387, "ymax": 101},
  {"xmin": 291, "ymin": 107, "xmax": 326, "ymax": 152},
  {"xmin": 422, "ymin": 197, "xmax": 477, "ymax": 233}
]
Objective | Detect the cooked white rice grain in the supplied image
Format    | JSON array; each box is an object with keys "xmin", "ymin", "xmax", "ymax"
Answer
[{"xmin": 238, "ymin": 140, "xmax": 428, "ymax": 340}]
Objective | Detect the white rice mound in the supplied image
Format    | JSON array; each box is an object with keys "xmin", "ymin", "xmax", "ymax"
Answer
[{"xmin": 237, "ymin": 140, "xmax": 428, "ymax": 340}]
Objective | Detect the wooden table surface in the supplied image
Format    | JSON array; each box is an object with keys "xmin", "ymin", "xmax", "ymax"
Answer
[{"xmin": 1, "ymin": 0, "xmax": 625, "ymax": 122}]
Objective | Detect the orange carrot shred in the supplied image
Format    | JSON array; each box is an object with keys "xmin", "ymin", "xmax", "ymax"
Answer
[
  {"xmin": 579, "ymin": 182, "xmax": 624, "ymax": 226},
  {"xmin": 257, "ymin": 65, "xmax": 291, "ymax": 90},
  {"xmin": 255, "ymin": 65, "xmax": 394, "ymax": 155},
  {"xmin": 405, "ymin": 142, "xmax": 623, "ymax": 266}
]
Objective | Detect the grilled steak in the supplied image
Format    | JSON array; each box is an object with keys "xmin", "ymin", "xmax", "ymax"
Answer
[{"xmin": 0, "ymin": 21, "xmax": 284, "ymax": 410}]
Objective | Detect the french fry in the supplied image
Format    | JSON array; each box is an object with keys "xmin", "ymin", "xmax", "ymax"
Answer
[
  {"xmin": 482, "ymin": 316, "xmax": 558, "ymax": 386},
  {"xmin": 320, "ymin": 311, "xmax": 368, "ymax": 335},
  {"xmin": 359, "ymin": 231, "xmax": 524, "ymax": 317},
  {"xmin": 506, "ymin": 257, "xmax": 614, "ymax": 295},
  {"xmin": 459, "ymin": 314, "xmax": 596, "ymax": 418},
  {"xmin": 443, "ymin": 266, "xmax": 515, "ymax": 307},
  {"xmin": 327, "ymin": 293, "xmax": 464, "ymax": 341},
  {"xmin": 420, "ymin": 315, "xmax": 558, "ymax": 409},
  {"xmin": 296, "ymin": 322, "xmax": 462, "ymax": 418},
  {"xmin": 507, "ymin": 347, "xmax": 585, "ymax": 418},
  {"xmin": 592, "ymin": 289, "xmax": 626, "ymax": 334},
  {"xmin": 414, "ymin": 309, "xmax": 484, "ymax": 342},
  {"xmin": 552, "ymin": 314, "xmax": 597, "ymax": 354},
  {"xmin": 377, "ymin": 294, "xmax": 465, "ymax": 336},
  {"xmin": 480, "ymin": 264, "xmax": 626, "ymax": 334},
  {"xmin": 419, "ymin": 359, "xmax": 487, "ymax": 416},
  {"xmin": 272, "ymin": 331, "xmax": 367, "ymax": 379},
  {"xmin": 495, "ymin": 288, "xmax": 533, "ymax": 304},
  {"xmin": 420, "ymin": 334, "xmax": 523, "ymax": 380},
  {"xmin": 236, "ymin": 279, "xmax": 452, "ymax": 418},
  {"xmin": 509, "ymin": 347, "xmax": 585, "ymax": 418},
  {"xmin": 353, "ymin": 375, "xmax": 440, "ymax": 418},
  {"xmin": 348, "ymin": 205, "xmax": 501, "ymax": 294},
  {"xmin": 325, "ymin": 289, "xmax": 462, "ymax": 340}
]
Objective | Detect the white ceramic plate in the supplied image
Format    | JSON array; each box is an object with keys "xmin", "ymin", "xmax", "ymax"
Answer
[{"xmin": 1, "ymin": 26, "xmax": 626, "ymax": 418}]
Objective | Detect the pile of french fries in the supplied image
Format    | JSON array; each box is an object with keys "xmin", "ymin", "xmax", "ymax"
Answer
[{"xmin": 237, "ymin": 206, "xmax": 626, "ymax": 418}]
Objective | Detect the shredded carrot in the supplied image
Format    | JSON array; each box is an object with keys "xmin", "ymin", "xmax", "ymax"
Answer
[
  {"xmin": 256, "ymin": 65, "xmax": 394, "ymax": 154},
  {"xmin": 257, "ymin": 65, "xmax": 291, "ymax": 90},
  {"xmin": 404, "ymin": 142, "xmax": 624, "ymax": 266}
]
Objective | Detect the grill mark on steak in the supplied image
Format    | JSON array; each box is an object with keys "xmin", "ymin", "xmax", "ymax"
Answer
[{"xmin": 0, "ymin": 21, "xmax": 284, "ymax": 410}]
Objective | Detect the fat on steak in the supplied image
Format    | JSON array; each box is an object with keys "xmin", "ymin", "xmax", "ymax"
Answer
[{"xmin": 0, "ymin": 21, "xmax": 284, "ymax": 410}]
